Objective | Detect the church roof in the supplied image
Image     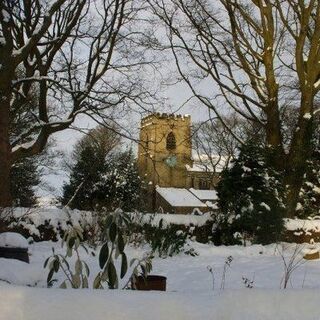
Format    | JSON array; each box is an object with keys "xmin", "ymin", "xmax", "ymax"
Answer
[
  {"xmin": 156, "ymin": 187, "xmax": 207, "ymax": 208},
  {"xmin": 189, "ymin": 188, "xmax": 218, "ymax": 201},
  {"xmin": 186, "ymin": 154, "xmax": 231, "ymax": 173}
]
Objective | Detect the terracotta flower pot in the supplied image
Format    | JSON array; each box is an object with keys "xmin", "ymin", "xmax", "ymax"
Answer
[
  {"xmin": 133, "ymin": 275, "xmax": 167, "ymax": 291},
  {"xmin": 303, "ymin": 251, "xmax": 320, "ymax": 260}
]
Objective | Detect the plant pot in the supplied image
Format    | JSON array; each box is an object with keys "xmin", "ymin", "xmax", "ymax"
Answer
[
  {"xmin": 133, "ymin": 275, "xmax": 167, "ymax": 291},
  {"xmin": 304, "ymin": 251, "xmax": 320, "ymax": 260},
  {"xmin": 0, "ymin": 246, "xmax": 29, "ymax": 263}
]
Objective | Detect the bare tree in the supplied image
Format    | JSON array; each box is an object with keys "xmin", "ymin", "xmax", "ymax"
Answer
[
  {"xmin": 192, "ymin": 113, "xmax": 246, "ymax": 171},
  {"xmin": 0, "ymin": 0, "xmax": 156, "ymax": 208},
  {"xmin": 149, "ymin": 0, "xmax": 320, "ymax": 216}
]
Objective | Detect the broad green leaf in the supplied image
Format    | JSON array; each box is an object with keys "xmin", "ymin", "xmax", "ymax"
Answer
[
  {"xmin": 109, "ymin": 223, "xmax": 117, "ymax": 242},
  {"xmin": 72, "ymin": 274, "xmax": 81, "ymax": 288},
  {"xmin": 82, "ymin": 276, "xmax": 89, "ymax": 289},
  {"xmin": 43, "ymin": 257, "xmax": 50, "ymax": 269},
  {"xmin": 141, "ymin": 264, "xmax": 146, "ymax": 276},
  {"xmin": 105, "ymin": 215, "xmax": 113, "ymax": 229},
  {"xmin": 99, "ymin": 242, "xmax": 109, "ymax": 269},
  {"xmin": 101, "ymin": 268, "xmax": 108, "ymax": 281},
  {"xmin": 68, "ymin": 237, "xmax": 75, "ymax": 249},
  {"xmin": 53, "ymin": 259, "xmax": 60, "ymax": 272},
  {"xmin": 66, "ymin": 246, "xmax": 72, "ymax": 257},
  {"xmin": 115, "ymin": 245, "xmax": 120, "ymax": 260},
  {"xmin": 75, "ymin": 259, "xmax": 82, "ymax": 274},
  {"xmin": 93, "ymin": 274, "xmax": 101, "ymax": 289},
  {"xmin": 47, "ymin": 268, "xmax": 54, "ymax": 285},
  {"xmin": 118, "ymin": 232, "xmax": 125, "ymax": 253},
  {"xmin": 108, "ymin": 261, "xmax": 118, "ymax": 289},
  {"xmin": 83, "ymin": 261, "xmax": 90, "ymax": 277},
  {"xmin": 120, "ymin": 253, "xmax": 128, "ymax": 279},
  {"xmin": 130, "ymin": 258, "xmax": 137, "ymax": 267}
]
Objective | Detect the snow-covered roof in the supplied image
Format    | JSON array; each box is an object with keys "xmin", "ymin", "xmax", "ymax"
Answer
[
  {"xmin": 186, "ymin": 154, "xmax": 230, "ymax": 173},
  {"xmin": 156, "ymin": 187, "xmax": 207, "ymax": 207},
  {"xmin": 189, "ymin": 188, "xmax": 218, "ymax": 201},
  {"xmin": 131, "ymin": 212, "xmax": 212, "ymax": 227}
]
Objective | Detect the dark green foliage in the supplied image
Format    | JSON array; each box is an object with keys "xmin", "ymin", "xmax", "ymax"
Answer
[
  {"xmin": 62, "ymin": 142, "xmax": 142, "ymax": 211},
  {"xmin": 216, "ymin": 143, "xmax": 285, "ymax": 245},
  {"xmin": 91, "ymin": 150, "xmax": 142, "ymax": 211},
  {"xmin": 62, "ymin": 145, "xmax": 106, "ymax": 209},
  {"xmin": 9, "ymin": 78, "xmax": 43, "ymax": 207},
  {"xmin": 295, "ymin": 125, "xmax": 320, "ymax": 218},
  {"xmin": 142, "ymin": 219, "xmax": 190, "ymax": 257},
  {"xmin": 95, "ymin": 210, "xmax": 131, "ymax": 289},
  {"xmin": 10, "ymin": 157, "xmax": 40, "ymax": 207},
  {"xmin": 94, "ymin": 210, "xmax": 135, "ymax": 289}
]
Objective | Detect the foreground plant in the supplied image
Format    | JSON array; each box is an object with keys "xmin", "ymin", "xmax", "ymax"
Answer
[
  {"xmin": 44, "ymin": 209, "xmax": 153, "ymax": 289},
  {"xmin": 277, "ymin": 243, "xmax": 306, "ymax": 289},
  {"xmin": 44, "ymin": 226, "xmax": 90, "ymax": 288}
]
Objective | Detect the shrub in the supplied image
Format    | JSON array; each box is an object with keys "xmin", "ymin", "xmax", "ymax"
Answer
[
  {"xmin": 3, "ymin": 208, "xmax": 92, "ymax": 242},
  {"xmin": 44, "ymin": 209, "xmax": 153, "ymax": 289},
  {"xmin": 216, "ymin": 143, "xmax": 285, "ymax": 245},
  {"xmin": 131, "ymin": 216, "xmax": 197, "ymax": 257}
]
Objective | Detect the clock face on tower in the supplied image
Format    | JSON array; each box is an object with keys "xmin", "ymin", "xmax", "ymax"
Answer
[{"xmin": 165, "ymin": 154, "xmax": 177, "ymax": 168}]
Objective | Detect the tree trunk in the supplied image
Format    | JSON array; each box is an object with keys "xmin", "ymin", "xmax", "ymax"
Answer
[
  {"xmin": 0, "ymin": 95, "xmax": 12, "ymax": 208},
  {"xmin": 285, "ymin": 94, "xmax": 314, "ymax": 217},
  {"xmin": 265, "ymin": 101, "xmax": 286, "ymax": 171}
]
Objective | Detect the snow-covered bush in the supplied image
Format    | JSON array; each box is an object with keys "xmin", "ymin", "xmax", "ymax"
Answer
[
  {"xmin": 295, "ymin": 150, "xmax": 320, "ymax": 218},
  {"xmin": 130, "ymin": 214, "xmax": 197, "ymax": 257},
  {"xmin": 216, "ymin": 143, "xmax": 285, "ymax": 245},
  {"xmin": 2, "ymin": 208, "xmax": 93, "ymax": 241}
]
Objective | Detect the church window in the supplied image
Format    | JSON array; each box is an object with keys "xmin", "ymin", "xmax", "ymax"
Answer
[
  {"xmin": 166, "ymin": 132, "xmax": 176, "ymax": 150},
  {"xmin": 191, "ymin": 177, "xmax": 195, "ymax": 188},
  {"xmin": 199, "ymin": 179, "xmax": 210, "ymax": 190}
]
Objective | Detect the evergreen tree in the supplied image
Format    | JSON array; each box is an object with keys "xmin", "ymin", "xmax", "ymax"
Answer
[
  {"xmin": 92, "ymin": 149, "xmax": 142, "ymax": 211},
  {"xmin": 216, "ymin": 143, "xmax": 285, "ymax": 245},
  {"xmin": 62, "ymin": 126, "xmax": 141, "ymax": 211},
  {"xmin": 9, "ymin": 77, "xmax": 43, "ymax": 207},
  {"xmin": 62, "ymin": 144, "xmax": 107, "ymax": 210},
  {"xmin": 10, "ymin": 157, "xmax": 40, "ymax": 207},
  {"xmin": 295, "ymin": 120, "xmax": 320, "ymax": 218}
]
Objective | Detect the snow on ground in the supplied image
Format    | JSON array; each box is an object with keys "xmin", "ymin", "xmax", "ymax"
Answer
[
  {"xmin": 1, "ymin": 241, "xmax": 320, "ymax": 319},
  {"xmin": 285, "ymin": 217, "xmax": 320, "ymax": 233},
  {"xmin": 2, "ymin": 285, "xmax": 320, "ymax": 320}
]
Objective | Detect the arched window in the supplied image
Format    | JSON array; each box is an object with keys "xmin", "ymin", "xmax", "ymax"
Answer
[
  {"xmin": 199, "ymin": 179, "xmax": 210, "ymax": 190},
  {"xmin": 166, "ymin": 132, "xmax": 176, "ymax": 150}
]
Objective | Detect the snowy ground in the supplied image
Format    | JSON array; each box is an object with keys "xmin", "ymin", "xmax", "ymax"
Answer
[{"xmin": 1, "ymin": 241, "xmax": 320, "ymax": 319}]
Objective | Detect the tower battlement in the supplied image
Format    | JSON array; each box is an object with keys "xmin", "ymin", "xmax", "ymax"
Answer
[{"xmin": 141, "ymin": 113, "xmax": 191, "ymax": 128}]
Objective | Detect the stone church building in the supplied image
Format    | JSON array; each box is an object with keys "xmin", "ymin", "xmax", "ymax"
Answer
[{"xmin": 137, "ymin": 113, "xmax": 225, "ymax": 213}]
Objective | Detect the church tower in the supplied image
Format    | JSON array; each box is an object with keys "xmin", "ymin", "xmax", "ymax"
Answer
[{"xmin": 138, "ymin": 113, "xmax": 193, "ymax": 188}]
